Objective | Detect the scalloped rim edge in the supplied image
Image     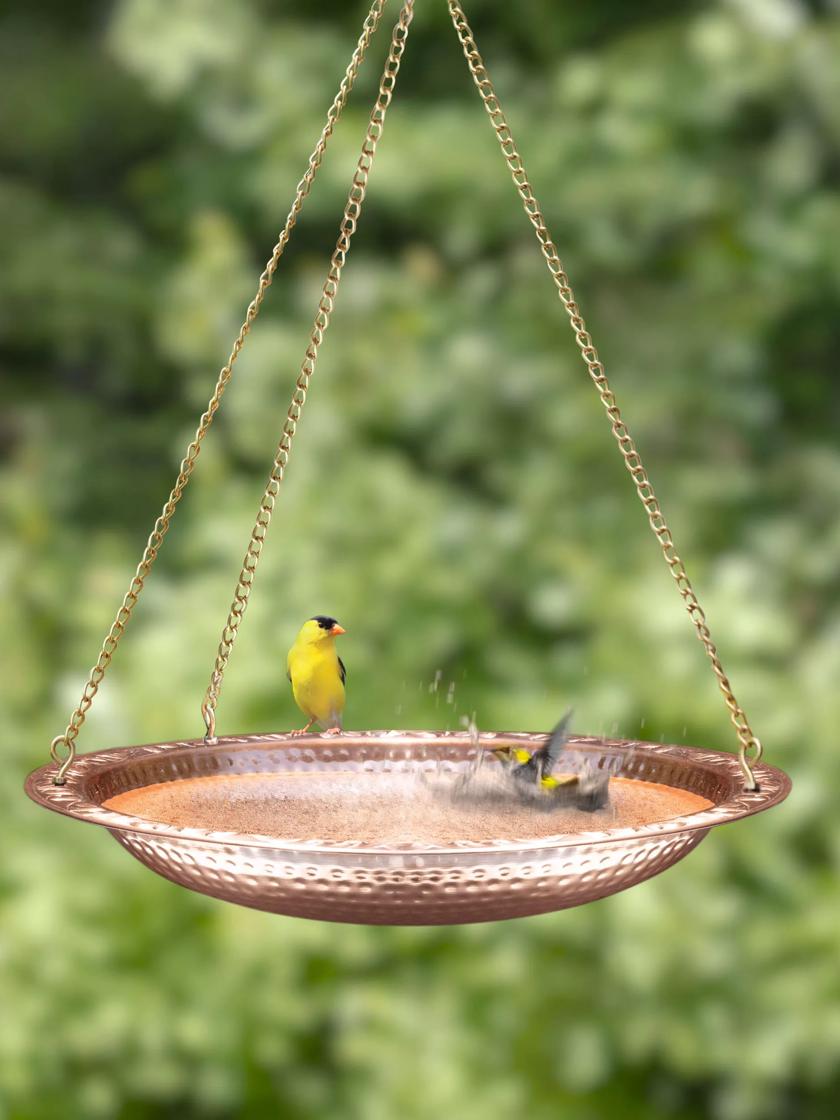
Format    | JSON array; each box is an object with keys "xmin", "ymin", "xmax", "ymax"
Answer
[{"xmin": 24, "ymin": 731, "xmax": 791, "ymax": 855}]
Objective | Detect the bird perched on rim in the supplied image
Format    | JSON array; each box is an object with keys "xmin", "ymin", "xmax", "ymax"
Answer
[{"xmin": 286, "ymin": 616, "xmax": 347, "ymax": 736}]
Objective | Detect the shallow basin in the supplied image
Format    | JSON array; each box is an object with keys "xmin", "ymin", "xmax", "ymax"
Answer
[{"xmin": 25, "ymin": 731, "xmax": 790, "ymax": 924}]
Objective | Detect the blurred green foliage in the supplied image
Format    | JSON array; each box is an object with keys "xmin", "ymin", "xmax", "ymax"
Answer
[{"xmin": 2, "ymin": 0, "xmax": 840, "ymax": 1116}]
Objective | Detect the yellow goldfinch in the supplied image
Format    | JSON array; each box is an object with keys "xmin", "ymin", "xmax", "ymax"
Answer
[
  {"xmin": 491, "ymin": 710, "xmax": 574, "ymax": 789},
  {"xmin": 490, "ymin": 711, "xmax": 610, "ymax": 810},
  {"xmin": 286, "ymin": 616, "xmax": 347, "ymax": 735},
  {"xmin": 430, "ymin": 709, "xmax": 610, "ymax": 812}
]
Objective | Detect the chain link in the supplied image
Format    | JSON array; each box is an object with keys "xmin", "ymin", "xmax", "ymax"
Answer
[
  {"xmin": 447, "ymin": 0, "xmax": 762, "ymax": 789},
  {"xmin": 200, "ymin": 0, "xmax": 416, "ymax": 741},
  {"xmin": 49, "ymin": 0, "xmax": 390, "ymax": 785}
]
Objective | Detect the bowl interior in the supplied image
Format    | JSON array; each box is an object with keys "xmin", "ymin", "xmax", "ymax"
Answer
[{"xmin": 26, "ymin": 731, "xmax": 791, "ymax": 854}]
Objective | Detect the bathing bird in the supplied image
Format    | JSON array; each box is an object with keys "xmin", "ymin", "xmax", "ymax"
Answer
[
  {"xmin": 490, "ymin": 710, "xmax": 583, "ymax": 792},
  {"xmin": 428, "ymin": 709, "xmax": 610, "ymax": 811},
  {"xmin": 286, "ymin": 616, "xmax": 347, "ymax": 735},
  {"xmin": 489, "ymin": 709, "xmax": 609, "ymax": 809}
]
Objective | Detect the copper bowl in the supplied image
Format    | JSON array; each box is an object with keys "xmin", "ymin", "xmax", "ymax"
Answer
[{"xmin": 25, "ymin": 731, "xmax": 790, "ymax": 924}]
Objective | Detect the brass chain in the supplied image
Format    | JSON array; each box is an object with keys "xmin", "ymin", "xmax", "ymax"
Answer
[
  {"xmin": 447, "ymin": 0, "xmax": 762, "ymax": 789},
  {"xmin": 200, "ymin": 0, "xmax": 416, "ymax": 741},
  {"xmin": 48, "ymin": 0, "xmax": 762, "ymax": 791},
  {"xmin": 49, "ymin": 0, "xmax": 390, "ymax": 785}
]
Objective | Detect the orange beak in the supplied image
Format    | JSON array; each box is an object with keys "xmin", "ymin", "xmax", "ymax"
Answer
[{"xmin": 330, "ymin": 624, "xmax": 346, "ymax": 636}]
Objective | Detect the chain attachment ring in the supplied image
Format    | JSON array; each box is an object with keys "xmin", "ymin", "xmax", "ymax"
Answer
[
  {"xmin": 202, "ymin": 695, "xmax": 218, "ymax": 745},
  {"xmin": 50, "ymin": 735, "xmax": 72, "ymax": 786}
]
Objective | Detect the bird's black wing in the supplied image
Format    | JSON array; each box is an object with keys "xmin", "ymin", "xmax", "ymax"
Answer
[
  {"xmin": 541, "ymin": 709, "xmax": 574, "ymax": 773},
  {"xmin": 338, "ymin": 656, "xmax": 347, "ymax": 686},
  {"xmin": 512, "ymin": 708, "xmax": 574, "ymax": 783}
]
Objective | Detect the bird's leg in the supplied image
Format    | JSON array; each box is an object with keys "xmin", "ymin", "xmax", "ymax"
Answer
[
  {"xmin": 322, "ymin": 725, "xmax": 342, "ymax": 737},
  {"xmin": 290, "ymin": 717, "xmax": 316, "ymax": 737}
]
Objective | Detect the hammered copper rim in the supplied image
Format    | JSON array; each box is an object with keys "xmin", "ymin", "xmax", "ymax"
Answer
[{"xmin": 25, "ymin": 731, "xmax": 791, "ymax": 855}]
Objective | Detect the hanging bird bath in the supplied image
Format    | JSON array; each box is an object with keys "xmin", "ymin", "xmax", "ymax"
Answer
[
  {"xmin": 27, "ymin": 0, "xmax": 790, "ymax": 923},
  {"xmin": 26, "ymin": 732, "xmax": 789, "ymax": 924}
]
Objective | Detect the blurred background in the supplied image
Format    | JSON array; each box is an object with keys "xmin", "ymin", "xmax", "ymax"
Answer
[{"xmin": 2, "ymin": 0, "xmax": 839, "ymax": 1115}]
